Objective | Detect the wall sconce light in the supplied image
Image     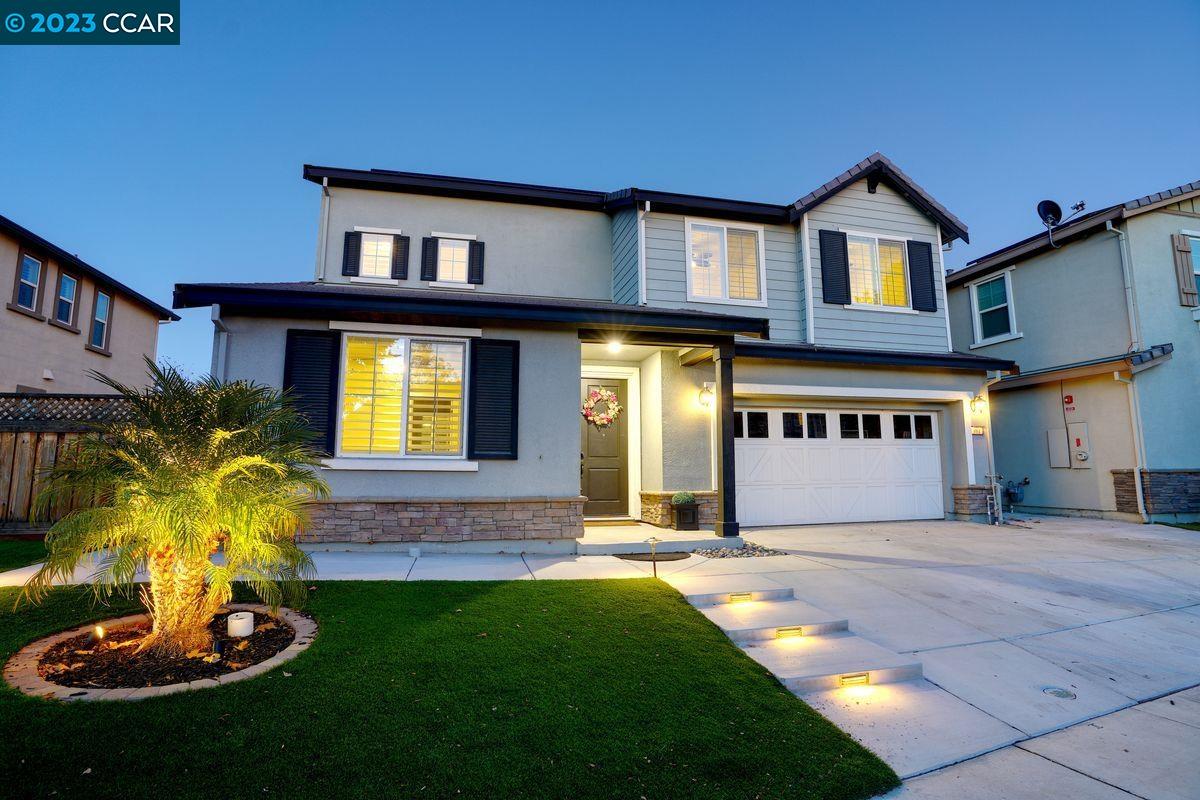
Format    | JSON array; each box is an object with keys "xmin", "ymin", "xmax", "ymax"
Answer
[
  {"xmin": 698, "ymin": 382, "xmax": 715, "ymax": 409},
  {"xmin": 606, "ymin": 339, "xmax": 623, "ymax": 354},
  {"xmin": 970, "ymin": 394, "xmax": 988, "ymax": 414}
]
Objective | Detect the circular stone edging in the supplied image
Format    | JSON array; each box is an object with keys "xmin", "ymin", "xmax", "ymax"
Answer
[{"xmin": 3, "ymin": 603, "xmax": 317, "ymax": 702}]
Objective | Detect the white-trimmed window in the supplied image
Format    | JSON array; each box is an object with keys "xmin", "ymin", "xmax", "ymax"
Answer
[
  {"xmin": 15, "ymin": 253, "xmax": 42, "ymax": 311},
  {"xmin": 1189, "ymin": 233, "xmax": 1200, "ymax": 288},
  {"xmin": 970, "ymin": 271, "xmax": 1017, "ymax": 345},
  {"xmin": 686, "ymin": 220, "xmax": 766, "ymax": 305},
  {"xmin": 55, "ymin": 274, "xmax": 77, "ymax": 325},
  {"xmin": 847, "ymin": 234, "xmax": 909, "ymax": 308},
  {"xmin": 89, "ymin": 291, "xmax": 111, "ymax": 350},
  {"xmin": 339, "ymin": 334, "xmax": 467, "ymax": 457},
  {"xmin": 437, "ymin": 238, "xmax": 470, "ymax": 284},
  {"xmin": 359, "ymin": 233, "xmax": 394, "ymax": 278}
]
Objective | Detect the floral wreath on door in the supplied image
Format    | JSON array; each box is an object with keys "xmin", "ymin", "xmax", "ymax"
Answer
[{"xmin": 581, "ymin": 387, "xmax": 623, "ymax": 429}]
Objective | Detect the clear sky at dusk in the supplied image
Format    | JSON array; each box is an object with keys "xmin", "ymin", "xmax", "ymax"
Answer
[{"xmin": 2, "ymin": 0, "xmax": 1198, "ymax": 374}]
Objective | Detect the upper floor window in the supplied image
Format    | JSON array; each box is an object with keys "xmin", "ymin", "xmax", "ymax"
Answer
[
  {"xmin": 90, "ymin": 291, "xmax": 112, "ymax": 350},
  {"xmin": 847, "ymin": 234, "xmax": 908, "ymax": 308},
  {"xmin": 685, "ymin": 220, "xmax": 766, "ymax": 305},
  {"xmin": 15, "ymin": 253, "xmax": 42, "ymax": 311},
  {"xmin": 437, "ymin": 238, "xmax": 470, "ymax": 284},
  {"xmin": 359, "ymin": 233, "xmax": 394, "ymax": 278},
  {"xmin": 339, "ymin": 334, "xmax": 467, "ymax": 457},
  {"xmin": 1190, "ymin": 235, "xmax": 1200, "ymax": 289},
  {"xmin": 55, "ymin": 273, "xmax": 78, "ymax": 326},
  {"xmin": 969, "ymin": 271, "xmax": 1018, "ymax": 346}
]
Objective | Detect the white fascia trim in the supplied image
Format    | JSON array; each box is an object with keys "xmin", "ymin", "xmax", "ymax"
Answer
[
  {"xmin": 801, "ymin": 212, "xmax": 816, "ymax": 344},
  {"xmin": 837, "ymin": 227, "xmax": 916, "ymax": 243},
  {"xmin": 638, "ymin": 203, "xmax": 648, "ymax": 307},
  {"xmin": 329, "ymin": 320, "xmax": 483, "ymax": 337},
  {"xmin": 733, "ymin": 383, "xmax": 973, "ymax": 402},
  {"xmin": 431, "ymin": 231, "xmax": 477, "ymax": 240},
  {"xmin": 322, "ymin": 458, "xmax": 479, "ymax": 472},
  {"xmin": 936, "ymin": 223, "xmax": 953, "ymax": 352},
  {"xmin": 581, "ymin": 363, "xmax": 642, "ymax": 518},
  {"xmin": 354, "ymin": 225, "xmax": 405, "ymax": 235}
]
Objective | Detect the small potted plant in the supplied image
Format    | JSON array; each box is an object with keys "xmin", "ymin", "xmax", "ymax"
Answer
[{"xmin": 670, "ymin": 491, "xmax": 699, "ymax": 531}]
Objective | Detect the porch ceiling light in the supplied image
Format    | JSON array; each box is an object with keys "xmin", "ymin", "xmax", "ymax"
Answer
[
  {"xmin": 606, "ymin": 339, "xmax": 623, "ymax": 354},
  {"xmin": 698, "ymin": 383, "xmax": 715, "ymax": 408}
]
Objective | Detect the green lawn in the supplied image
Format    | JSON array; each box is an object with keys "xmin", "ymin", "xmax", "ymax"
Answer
[
  {"xmin": 0, "ymin": 580, "xmax": 897, "ymax": 800},
  {"xmin": 0, "ymin": 538, "xmax": 46, "ymax": 572},
  {"xmin": 1171, "ymin": 523, "xmax": 1200, "ymax": 533}
]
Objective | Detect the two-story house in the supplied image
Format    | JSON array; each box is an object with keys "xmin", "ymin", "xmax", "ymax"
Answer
[
  {"xmin": 2, "ymin": 213, "xmax": 178, "ymax": 393},
  {"xmin": 173, "ymin": 153, "xmax": 1012, "ymax": 551},
  {"xmin": 947, "ymin": 179, "xmax": 1200, "ymax": 523}
]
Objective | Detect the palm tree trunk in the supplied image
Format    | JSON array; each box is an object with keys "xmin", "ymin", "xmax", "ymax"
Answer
[{"xmin": 141, "ymin": 547, "xmax": 217, "ymax": 655}]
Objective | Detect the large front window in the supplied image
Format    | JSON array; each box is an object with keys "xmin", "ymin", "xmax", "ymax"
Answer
[
  {"xmin": 686, "ymin": 221, "xmax": 764, "ymax": 304},
  {"xmin": 340, "ymin": 335, "xmax": 466, "ymax": 457},
  {"xmin": 847, "ymin": 234, "xmax": 908, "ymax": 307}
]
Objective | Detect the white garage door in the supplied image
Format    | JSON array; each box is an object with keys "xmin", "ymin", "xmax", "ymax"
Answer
[{"xmin": 734, "ymin": 408, "xmax": 944, "ymax": 526}]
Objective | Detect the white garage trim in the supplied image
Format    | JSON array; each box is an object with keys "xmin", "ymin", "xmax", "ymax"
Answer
[{"xmin": 734, "ymin": 384, "xmax": 975, "ymax": 484}]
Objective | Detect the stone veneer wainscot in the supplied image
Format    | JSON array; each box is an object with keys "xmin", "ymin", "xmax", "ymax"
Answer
[
  {"xmin": 639, "ymin": 491, "xmax": 718, "ymax": 528},
  {"xmin": 952, "ymin": 485, "xmax": 992, "ymax": 520},
  {"xmin": 301, "ymin": 497, "xmax": 586, "ymax": 544},
  {"xmin": 1112, "ymin": 469, "xmax": 1200, "ymax": 516}
]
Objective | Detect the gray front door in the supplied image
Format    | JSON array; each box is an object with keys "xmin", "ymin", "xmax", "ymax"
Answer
[{"xmin": 580, "ymin": 379, "xmax": 628, "ymax": 518}]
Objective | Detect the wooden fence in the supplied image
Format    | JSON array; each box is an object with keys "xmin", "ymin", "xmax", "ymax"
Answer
[{"xmin": 0, "ymin": 393, "xmax": 133, "ymax": 527}]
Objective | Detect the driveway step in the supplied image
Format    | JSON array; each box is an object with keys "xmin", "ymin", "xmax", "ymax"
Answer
[
  {"xmin": 666, "ymin": 574, "xmax": 794, "ymax": 606},
  {"xmin": 744, "ymin": 632, "xmax": 923, "ymax": 693},
  {"xmin": 701, "ymin": 599, "xmax": 849, "ymax": 643}
]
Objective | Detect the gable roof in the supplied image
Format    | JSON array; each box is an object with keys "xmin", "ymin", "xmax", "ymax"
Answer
[
  {"xmin": 0, "ymin": 212, "xmax": 178, "ymax": 320},
  {"xmin": 947, "ymin": 177, "xmax": 1200, "ymax": 288},
  {"xmin": 789, "ymin": 152, "xmax": 969, "ymax": 244},
  {"xmin": 303, "ymin": 152, "xmax": 969, "ymax": 242}
]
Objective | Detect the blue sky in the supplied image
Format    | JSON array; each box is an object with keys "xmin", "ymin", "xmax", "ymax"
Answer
[{"xmin": 2, "ymin": 0, "xmax": 1198, "ymax": 374}]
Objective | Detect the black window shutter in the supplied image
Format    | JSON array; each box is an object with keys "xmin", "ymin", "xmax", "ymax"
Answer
[
  {"xmin": 282, "ymin": 329, "xmax": 340, "ymax": 456},
  {"xmin": 907, "ymin": 240, "xmax": 938, "ymax": 312},
  {"xmin": 341, "ymin": 232, "xmax": 362, "ymax": 277},
  {"xmin": 819, "ymin": 229, "xmax": 851, "ymax": 304},
  {"xmin": 467, "ymin": 241, "xmax": 485, "ymax": 285},
  {"xmin": 467, "ymin": 339, "xmax": 519, "ymax": 460},
  {"xmin": 420, "ymin": 237, "xmax": 439, "ymax": 281},
  {"xmin": 391, "ymin": 235, "xmax": 410, "ymax": 280}
]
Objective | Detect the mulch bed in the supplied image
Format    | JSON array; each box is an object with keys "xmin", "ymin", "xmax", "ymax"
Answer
[{"xmin": 37, "ymin": 610, "xmax": 297, "ymax": 688}]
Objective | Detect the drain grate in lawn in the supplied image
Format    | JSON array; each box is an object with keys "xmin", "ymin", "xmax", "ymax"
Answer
[{"xmin": 0, "ymin": 580, "xmax": 897, "ymax": 800}]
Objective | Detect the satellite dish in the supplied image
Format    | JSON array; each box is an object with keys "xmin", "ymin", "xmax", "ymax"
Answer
[{"xmin": 1037, "ymin": 200, "xmax": 1062, "ymax": 227}]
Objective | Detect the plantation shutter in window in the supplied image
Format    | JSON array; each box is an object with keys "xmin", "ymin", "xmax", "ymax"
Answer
[
  {"xmin": 420, "ymin": 237, "xmax": 439, "ymax": 281},
  {"xmin": 391, "ymin": 235, "xmax": 410, "ymax": 280},
  {"xmin": 282, "ymin": 329, "xmax": 340, "ymax": 455},
  {"xmin": 819, "ymin": 229, "xmax": 851, "ymax": 305},
  {"xmin": 467, "ymin": 240, "xmax": 485, "ymax": 285},
  {"xmin": 467, "ymin": 339, "xmax": 519, "ymax": 459},
  {"xmin": 907, "ymin": 240, "xmax": 938, "ymax": 312},
  {"xmin": 341, "ymin": 232, "xmax": 362, "ymax": 277},
  {"xmin": 1172, "ymin": 234, "xmax": 1198, "ymax": 307}
]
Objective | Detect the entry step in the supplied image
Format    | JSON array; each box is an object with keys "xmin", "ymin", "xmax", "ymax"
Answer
[
  {"xmin": 666, "ymin": 574, "xmax": 793, "ymax": 606},
  {"xmin": 744, "ymin": 632, "xmax": 923, "ymax": 693},
  {"xmin": 701, "ymin": 599, "xmax": 849, "ymax": 643}
]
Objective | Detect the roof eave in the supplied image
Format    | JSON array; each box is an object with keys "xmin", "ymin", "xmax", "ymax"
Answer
[{"xmin": 736, "ymin": 341, "xmax": 1014, "ymax": 372}]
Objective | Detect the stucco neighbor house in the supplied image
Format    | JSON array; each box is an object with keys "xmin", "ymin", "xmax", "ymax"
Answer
[
  {"xmin": 1, "ymin": 213, "xmax": 178, "ymax": 393},
  {"xmin": 174, "ymin": 153, "xmax": 1013, "ymax": 552},
  {"xmin": 947, "ymin": 179, "xmax": 1200, "ymax": 523}
]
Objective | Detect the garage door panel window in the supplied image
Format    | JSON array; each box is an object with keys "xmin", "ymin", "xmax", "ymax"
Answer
[
  {"xmin": 914, "ymin": 414, "xmax": 933, "ymax": 440},
  {"xmin": 746, "ymin": 411, "xmax": 769, "ymax": 438},
  {"xmin": 893, "ymin": 414, "xmax": 913, "ymax": 440},
  {"xmin": 782, "ymin": 412, "xmax": 804, "ymax": 439},
  {"xmin": 806, "ymin": 413, "xmax": 828, "ymax": 439},
  {"xmin": 862, "ymin": 414, "xmax": 882, "ymax": 440},
  {"xmin": 839, "ymin": 414, "xmax": 860, "ymax": 439}
]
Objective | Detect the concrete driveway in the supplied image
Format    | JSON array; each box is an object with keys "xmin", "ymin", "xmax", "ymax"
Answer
[{"xmin": 740, "ymin": 516, "xmax": 1200, "ymax": 798}]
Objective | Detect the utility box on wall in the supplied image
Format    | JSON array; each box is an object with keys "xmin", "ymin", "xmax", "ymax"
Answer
[
  {"xmin": 1047, "ymin": 428, "xmax": 1070, "ymax": 468},
  {"xmin": 1067, "ymin": 421, "xmax": 1092, "ymax": 469}
]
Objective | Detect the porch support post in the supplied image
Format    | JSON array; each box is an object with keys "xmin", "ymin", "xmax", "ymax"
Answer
[{"xmin": 713, "ymin": 341, "xmax": 739, "ymax": 538}]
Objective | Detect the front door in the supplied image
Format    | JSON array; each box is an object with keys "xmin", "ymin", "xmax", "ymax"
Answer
[{"xmin": 580, "ymin": 378, "xmax": 629, "ymax": 517}]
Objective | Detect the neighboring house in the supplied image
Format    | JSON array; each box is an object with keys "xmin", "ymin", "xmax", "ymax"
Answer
[
  {"xmin": 1, "ymin": 213, "xmax": 178, "ymax": 393},
  {"xmin": 174, "ymin": 153, "xmax": 1012, "ymax": 552},
  {"xmin": 947, "ymin": 179, "xmax": 1200, "ymax": 523}
]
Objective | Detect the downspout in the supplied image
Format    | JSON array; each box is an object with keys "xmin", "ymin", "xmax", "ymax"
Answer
[
  {"xmin": 1107, "ymin": 220, "xmax": 1150, "ymax": 522},
  {"xmin": 315, "ymin": 178, "xmax": 331, "ymax": 282},
  {"xmin": 636, "ymin": 200, "xmax": 649, "ymax": 305},
  {"xmin": 211, "ymin": 304, "xmax": 230, "ymax": 382},
  {"xmin": 982, "ymin": 372, "xmax": 1003, "ymax": 524}
]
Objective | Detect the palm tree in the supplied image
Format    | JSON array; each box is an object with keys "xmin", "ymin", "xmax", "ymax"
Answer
[{"xmin": 24, "ymin": 361, "xmax": 329, "ymax": 656}]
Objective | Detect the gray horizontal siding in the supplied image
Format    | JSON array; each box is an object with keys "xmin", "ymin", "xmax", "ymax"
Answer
[
  {"xmin": 611, "ymin": 208, "xmax": 640, "ymax": 305},
  {"xmin": 642, "ymin": 214, "xmax": 805, "ymax": 342},
  {"xmin": 806, "ymin": 181, "xmax": 950, "ymax": 353}
]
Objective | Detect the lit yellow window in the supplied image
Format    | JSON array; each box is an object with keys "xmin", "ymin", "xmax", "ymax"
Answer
[
  {"xmin": 727, "ymin": 228, "xmax": 760, "ymax": 301},
  {"xmin": 339, "ymin": 336, "xmax": 466, "ymax": 456},
  {"xmin": 877, "ymin": 239, "xmax": 909, "ymax": 307},
  {"xmin": 360, "ymin": 233, "xmax": 394, "ymax": 278},
  {"xmin": 437, "ymin": 239, "xmax": 470, "ymax": 283},
  {"xmin": 848, "ymin": 236, "xmax": 877, "ymax": 305},
  {"xmin": 406, "ymin": 341, "xmax": 465, "ymax": 455},
  {"xmin": 847, "ymin": 235, "xmax": 909, "ymax": 308}
]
